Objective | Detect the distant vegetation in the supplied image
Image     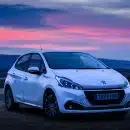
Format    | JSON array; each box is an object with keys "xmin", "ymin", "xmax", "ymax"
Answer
[{"xmin": 0, "ymin": 55, "xmax": 19, "ymax": 77}]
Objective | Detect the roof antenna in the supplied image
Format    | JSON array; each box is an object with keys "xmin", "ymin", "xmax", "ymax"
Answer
[{"xmin": 40, "ymin": 44, "xmax": 42, "ymax": 50}]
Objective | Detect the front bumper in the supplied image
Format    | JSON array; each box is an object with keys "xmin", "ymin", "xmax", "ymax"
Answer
[
  {"xmin": 60, "ymin": 107, "xmax": 130, "ymax": 114},
  {"xmin": 56, "ymin": 86, "xmax": 130, "ymax": 113}
]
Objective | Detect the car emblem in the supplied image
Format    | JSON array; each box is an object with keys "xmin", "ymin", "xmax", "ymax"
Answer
[{"xmin": 101, "ymin": 80, "xmax": 106, "ymax": 85}]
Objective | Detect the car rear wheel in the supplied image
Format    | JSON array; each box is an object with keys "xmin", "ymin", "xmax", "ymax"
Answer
[
  {"xmin": 4, "ymin": 87, "xmax": 19, "ymax": 110},
  {"xmin": 43, "ymin": 90, "xmax": 60, "ymax": 119}
]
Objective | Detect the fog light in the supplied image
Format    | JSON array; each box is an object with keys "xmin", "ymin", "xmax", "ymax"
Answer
[
  {"xmin": 64, "ymin": 101, "xmax": 85, "ymax": 110},
  {"xmin": 68, "ymin": 105, "xmax": 73, "ymax": 110}
]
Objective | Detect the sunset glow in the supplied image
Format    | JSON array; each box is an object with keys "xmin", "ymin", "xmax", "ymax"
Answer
[{"xmin": 0, "ymin": 2, "xmax": 129, "ymax": 60}]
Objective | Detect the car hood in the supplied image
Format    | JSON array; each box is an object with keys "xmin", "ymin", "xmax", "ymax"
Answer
[{"xmin": 52, "ymin": 69, "xmax": 126, "ymax": 89}]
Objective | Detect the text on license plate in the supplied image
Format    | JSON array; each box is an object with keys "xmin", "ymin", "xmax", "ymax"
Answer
[{"xmin": 95, "ymin": 93, "xmax": 119, "ymax": 100}]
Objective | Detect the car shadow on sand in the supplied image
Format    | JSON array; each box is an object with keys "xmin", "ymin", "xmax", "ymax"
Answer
[{"xmin": 10, "ymin": 105, "xmax": 125, "ymax": 122}]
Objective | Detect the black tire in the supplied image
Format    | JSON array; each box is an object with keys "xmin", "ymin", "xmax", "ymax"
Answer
[
  {"xmin": 43, "ymin": 89, "xmax": 60, "ymax": 119},
  {"xmin": 4, "ymin": 87, "xmax": 19, "ymax": 111},
  {"xmin": 109, "ymin": 111, "xmax": 128, "ymax": 120}
]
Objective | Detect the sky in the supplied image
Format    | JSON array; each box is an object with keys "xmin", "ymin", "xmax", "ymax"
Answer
[{"xmin": 0, "ymin": 0, "xmax": 130, "ymax": 60}]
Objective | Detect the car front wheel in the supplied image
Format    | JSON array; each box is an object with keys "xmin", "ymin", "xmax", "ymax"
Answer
[{"xmin": 43, "ymin": 90, "xmax": 60, "ymax": 119}]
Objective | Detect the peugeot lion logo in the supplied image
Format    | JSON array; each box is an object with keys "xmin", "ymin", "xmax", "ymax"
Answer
[{"xmin": 101, "ymin": 80, "xmax": 106, "ymax": 85}]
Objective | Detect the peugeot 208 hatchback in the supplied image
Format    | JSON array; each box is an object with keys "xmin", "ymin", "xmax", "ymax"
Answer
[{"xmin": 4, "ymin": 50, "xmax": 130, "ymax": 118}]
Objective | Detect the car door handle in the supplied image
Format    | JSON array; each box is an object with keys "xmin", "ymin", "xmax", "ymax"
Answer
[
  {"xmin": 24, "ymin": 77, "xmax": 28, "ymax": 80},
  {"xmin": 12, "ymin": 72, "xmax": 16, "ymax": 76}
]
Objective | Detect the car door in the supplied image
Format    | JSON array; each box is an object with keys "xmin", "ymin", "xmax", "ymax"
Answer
[
  {"xmin": 12, "ymin": 54, "xmax": 31, "ymax": 102},
  {"xmin": 23, "ymin": 53, "xmax": 47, "ymax": 106}
]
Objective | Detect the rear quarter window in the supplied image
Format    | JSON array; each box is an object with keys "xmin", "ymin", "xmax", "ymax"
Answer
[{"xmin": 15, "ymin": 54, "xmax": 31, "ymax": 72}]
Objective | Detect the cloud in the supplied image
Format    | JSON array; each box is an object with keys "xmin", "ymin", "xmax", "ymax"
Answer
[
  {"xmin": 0, "ymin": 4, "xmax": 129, "ymax": 47},
  {"xmin": 0, "ymin": 3, "xmax": 129, "ymax": 30},
  {"xmin": 89, "ymin": 7, "xmax": 130, "ymax": 19},
  {"xmin": 0, "ymin": 25, "xmax": 130, "ymax": 46},
  {"xmin": 0, "ymin": 2, "xmax": 129, "ymax": 60},
  {"xmin": 0, "ymin": 40, "xmax": 100, "ymax": 53},
  {"xmin": 45, "ymin": 10, "xmax": 130, "ymax": 30},
  {"xmin": 0, "ymin": 0, "xmax": 126, "ymax": 8},
  {"xmin": 0, "ymin": 4, "xmax": 64, "ymax": 29}
]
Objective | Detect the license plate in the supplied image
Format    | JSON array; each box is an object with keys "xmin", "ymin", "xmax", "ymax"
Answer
[{"xmin": 95, "ymin": 93, "xmax": 119, "ymax": 100}]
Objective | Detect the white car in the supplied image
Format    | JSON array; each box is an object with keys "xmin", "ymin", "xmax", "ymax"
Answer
[{"xmin": 4, "ymin": 50, "xmax": 130, "ymax": 118}]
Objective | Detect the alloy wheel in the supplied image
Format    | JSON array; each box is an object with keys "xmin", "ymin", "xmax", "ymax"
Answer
[{"xmin": 44, "ymin": 91, "xmax": 60, "ymax": 118}]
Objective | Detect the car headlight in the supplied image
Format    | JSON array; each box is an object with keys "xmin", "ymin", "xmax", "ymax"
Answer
[{"xmin": 56, "ymin": 76, "xmax": 83, "ymax": 90}]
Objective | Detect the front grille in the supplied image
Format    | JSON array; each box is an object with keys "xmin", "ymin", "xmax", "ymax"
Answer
[{"xmin": 84, "ymin": 89, "xmax": 125, "ymax": 105}]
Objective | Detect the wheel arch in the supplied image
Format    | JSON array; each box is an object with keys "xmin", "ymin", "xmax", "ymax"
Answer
[
  {"xmin": 4, "ymin": 84, "xmax": 11, "ymax": 93},
  {"xmin": 4, "ymin": 80, "xmax": 12, "ymax": 90},
  {"xmin": 43, "ymin": 87, "xmax": 56, "ymax": 99},
  {"xmin": 4, "ymin": 84, "xmax": 15, "ymax": 101},
  {"xmin": 42, "ymin": 87, "xmax": 59, "ymax": 108},
  {"xmin": 43, "ymin": 85, "xmax": 57, "ymax": 97}
]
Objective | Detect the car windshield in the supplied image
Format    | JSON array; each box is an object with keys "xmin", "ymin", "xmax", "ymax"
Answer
[{"xmin": 43, "ymin": 52, "xmax": 108, "ymax": 69}]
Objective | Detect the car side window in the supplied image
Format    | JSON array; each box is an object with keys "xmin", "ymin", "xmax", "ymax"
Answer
[
  {"xmin": 29, "ymin": 54, "xmax": 46, "ymax": 74},
  {"xmin": 15, "ymin": 54, "xmax": 31, "ymax": 72}
]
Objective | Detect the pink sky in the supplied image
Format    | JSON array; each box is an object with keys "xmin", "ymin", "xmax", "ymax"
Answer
[
  {"xmin": 0, "ymin": 3, "xmax": 130, "ymax": 60},
  {"xmin": 0, "ymin": 26, "xmax": 130, "ymax": 42},
  {"xmin": 0, "ymin": 26, "xmax": 130, "ymax": 51}
]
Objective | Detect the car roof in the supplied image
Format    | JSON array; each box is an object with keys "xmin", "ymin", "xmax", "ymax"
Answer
[{"xmin": 27, "ymin": 49, "xmax": 87, "ymax": 54}]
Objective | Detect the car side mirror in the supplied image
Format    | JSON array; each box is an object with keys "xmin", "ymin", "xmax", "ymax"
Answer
[{"xmin": 28, "ymin": 67, "xmax": 41, "ymax": 75}]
